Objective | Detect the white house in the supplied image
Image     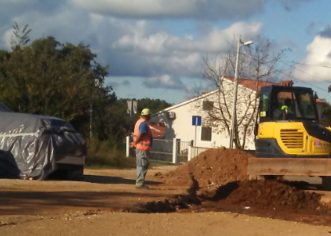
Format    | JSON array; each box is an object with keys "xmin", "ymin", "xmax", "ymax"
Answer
[{"xmin": 152, "ymin": 77, "xmax": 277, "ymax": 150}]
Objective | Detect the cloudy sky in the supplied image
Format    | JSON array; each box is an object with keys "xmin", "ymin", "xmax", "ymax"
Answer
[{"xmin": 1, "ymin": 0, "xmax": 331, "ymax": 103}]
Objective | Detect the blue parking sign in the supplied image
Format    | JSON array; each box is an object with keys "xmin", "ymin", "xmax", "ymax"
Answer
[{"xmin": 192, "ymin": 116, "xmax": 202, "ymax": 126}]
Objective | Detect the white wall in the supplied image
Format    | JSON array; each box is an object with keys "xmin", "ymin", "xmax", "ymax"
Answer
[
  {"xmin": 165, "ymin": 94, "xmax": 227, "ymax": 148},
  {"xmin": 154, "ymin": 79, "xmax": 257, "ymax": 150}
]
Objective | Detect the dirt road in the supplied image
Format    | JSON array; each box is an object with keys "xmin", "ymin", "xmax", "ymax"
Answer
[
  {"xmin": 0, "ymin": 165, "xmax": 331, "ymax": 236},
  {"xmin": 2, "ymin": 211, "xmax": 331, "ymax": 236}
]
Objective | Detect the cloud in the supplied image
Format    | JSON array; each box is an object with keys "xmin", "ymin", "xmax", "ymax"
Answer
[
  {"xmin": 71, "ymin": 0, "xmax": 264, "ymax": 20},
  {"xmin": 305, "ymin": 22, "xmax": 320, "ymax": 36},
  {"xmin": 1, "ymin": 1, "xmax": 79, "ymax": 49},
  {"xmin": 278, "ymin": 0, "xmax": 312, "ymax": 11},
  {"xmin": 293, "ymin": 29, "xmax": 331, "ymax": 81},
  {"xmin": 0, "ymin": 1, "xmax": 263, "ymax": 98},
  {"xmin": 319, "ymin": 26, "xmax": 331, "ymax": 38},
  {"xmin": 108, "ymin": 79, "xmax": 131, "ymax": 89},
  {"xmin": 143, "ymin": 75, "xmax": 185, "ymax": 90},
  {"xmin": 0, "ymin": 1, "xmax": 65, "ymax": 24},
  {"xmin": 109, "ymin": 21, "xmax": 262, "ymax": 77}
]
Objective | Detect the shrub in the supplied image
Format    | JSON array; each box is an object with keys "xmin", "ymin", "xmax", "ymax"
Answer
[{"xmin": 86, "ymin": 138, "xmax": 135, "ymax": 168}]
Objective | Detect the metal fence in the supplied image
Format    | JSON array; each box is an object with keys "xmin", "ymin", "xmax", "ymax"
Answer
[
  {"xmin": 149, "ymin": 139, "xmax": 173, "ymax": 163},
  {"xmin": 150, "ymin": 139, "xmax": 192, "ymax": 163},
  {"xmin": 126, "ymin": 136, "xmax": 194, "ymax": 164}
]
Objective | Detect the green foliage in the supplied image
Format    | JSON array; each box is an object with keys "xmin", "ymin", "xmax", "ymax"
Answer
[
  {"xmin": 96, "ymin": 99, "xmax": 133, "ymax": 141},
  {"xmin": 137, "ymin": 98, "xmax": 171, "ymax": 114},
  {"xmin": 0, "ymin": 36, "xmax": 116, "ymax": 140},
  {"xmin": 86, "ymin": 138, "xmax": 135, "ymax": 168},
  {"xmin": 0, "ymin": 32, "xmax": 172, "ymax": 165},
  {"xmin": 116, "ymin": 98, "xmax": 171, "ymax": 135}
]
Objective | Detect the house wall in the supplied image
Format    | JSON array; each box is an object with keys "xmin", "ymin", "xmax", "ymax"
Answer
[
  {"xmin": 154, "ymin": 79, "xmax": 258, "ymax": 150},
  {"xmin": 163, "ymin": 95, "xmax": 226, "ymax": 148}
]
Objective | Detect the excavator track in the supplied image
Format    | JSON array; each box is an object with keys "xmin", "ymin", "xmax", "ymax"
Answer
[{"xmin": 248, "ymin": 157, "xmax": 331, "ymax": 178}]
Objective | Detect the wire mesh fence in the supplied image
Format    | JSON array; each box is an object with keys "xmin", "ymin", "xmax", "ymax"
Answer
[
  {"xmin": 149, "ymin": 139, "xmax": 173, "ymax": 163},
  {"xmin": 126, "ymin": 136, "xmax": 211, "ymax": 164},
  {"xmin": 149, "ymin": 139, "xmax": 192, "ymax": 163}
]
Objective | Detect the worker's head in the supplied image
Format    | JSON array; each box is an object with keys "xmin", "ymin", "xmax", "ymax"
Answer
[
  {"xmin": 140, "ymin": 108, "xmax": 151, "ymax": 119},
  {"xmin": 281, "ymin": 104, "xmax": 288, "ymax": 113}
]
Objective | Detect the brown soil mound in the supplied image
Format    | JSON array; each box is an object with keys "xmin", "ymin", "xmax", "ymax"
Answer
[
  {"xmin": 137, "ymin": 148, "xmax": 331, "ymax": 226},
  {"xmin": 155, "ymin": 148, "xmax": 328, "ymax": 213},
  {"xmin": 205, "ymin": 180, "xmax": 323, "ymax": 211},
  {"xmin": 163, "ymin": 148, "xmax": 252, "ymax": 190},
  {"xmin": 196, "ymin": 179, "xmax": 331, "ymax": 226}
]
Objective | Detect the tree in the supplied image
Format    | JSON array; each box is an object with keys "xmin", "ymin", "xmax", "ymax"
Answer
[
  {"xmin": 125, "ymin": 98, "xmax": 171, "ymax": 129},
  {"xmin": 137, "ymin": 98, "xmax": 171, "ymax": 115},
  {"xmin": 202, "ymin": 37, "xmax": 288, "ymax": 149},
  {"xmin": 10, "ymin": 22, "xmax": 32, "ymax": 49},
  {"xmin": 0, "ymin": 36, "xmax": 116, "ymax": 139}
]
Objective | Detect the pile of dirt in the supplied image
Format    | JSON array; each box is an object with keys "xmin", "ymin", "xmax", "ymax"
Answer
[
  {"xmin": 199, "ymin": 179, "xmax": 331, "ymax": 225},
  {"xmin": 131, "ymin": 179, "xmax": 329, "ymax": 214},
  {"xmin": 132, "ymin": 148, "xmax": 251, "ymax": 213},
  {"xmin": 203, "ymin": 180, "xmax": 323, "ymax": 211},
  {"xmin": 162, "ymin": 148, "xmax": 251, "ymax": 191},
  {"xmin": 136, "ymin": 148, "xmax": 331, "ymax": 225}
]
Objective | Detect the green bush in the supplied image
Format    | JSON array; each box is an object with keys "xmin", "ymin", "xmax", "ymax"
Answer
[{"xmin": 86, "ymin": 138, "xmax": 135, "ymax": 168}]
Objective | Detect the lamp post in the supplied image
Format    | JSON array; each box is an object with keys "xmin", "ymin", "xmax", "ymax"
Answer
[
  {"xmin": 229, "ymin": 38, "xmax": 253, "ymax": 149},
  {"xmin": 89, "ymin": 103, "xmax": 93, "ymax": 140}
]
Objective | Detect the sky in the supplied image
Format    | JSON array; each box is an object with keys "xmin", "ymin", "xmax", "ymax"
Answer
[{"xmin": 1, "ymin": 0, "xmax": 331, "ymax": 104}]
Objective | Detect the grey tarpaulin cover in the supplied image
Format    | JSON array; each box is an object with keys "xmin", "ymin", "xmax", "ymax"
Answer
[{"xmin": 0, "ymin": 111, "xmax": 86, "ymax": 179}]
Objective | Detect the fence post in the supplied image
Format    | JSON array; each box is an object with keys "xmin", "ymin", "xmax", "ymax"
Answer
[
  {"xmin": 126, "ymin": 136, "xmax": 130, "ymax": 157},
  {"xmin": 187, "ymin": 140, "xmax": 193, "ymax": 161},
  {"xmin": 172, "ymin": 138, "xmax": 178, "ymax": 164},
  {"xmin": 188, "ymin": 145, "xmax": 192, "ymax": 161}
]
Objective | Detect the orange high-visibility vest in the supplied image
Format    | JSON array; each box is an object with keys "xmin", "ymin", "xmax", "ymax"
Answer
[{"xmin": 133, "ymin": 118, "xmax": 152, "ymax": 151}]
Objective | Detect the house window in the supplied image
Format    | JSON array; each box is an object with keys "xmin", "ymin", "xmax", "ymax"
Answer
[
  {"xmin": 202, "ymin": 100, "xmax": 213, "ymax": 111},
  {"xmin": 201, "ymin": 126, "xmax": 212, "ymax": 141}
]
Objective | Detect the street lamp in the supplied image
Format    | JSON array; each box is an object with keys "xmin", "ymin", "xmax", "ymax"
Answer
[{"xmin": 229, "ymin": 38, "xmax": 254, "ymax": 149}]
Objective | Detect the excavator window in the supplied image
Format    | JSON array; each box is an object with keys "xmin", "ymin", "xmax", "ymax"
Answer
[
  {"xmin": 258, "ymin": 85, "xmax": 318, "ymax": 122},
  {"xmin": 273, "ymin": 92, "xmax": 299, "ymax": 119}
]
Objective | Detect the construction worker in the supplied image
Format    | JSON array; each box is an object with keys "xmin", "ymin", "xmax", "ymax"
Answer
[
  {"xmin": 280, "ymin": 104, "xmax": 289, "ymax": 117},
  {"xmin": 280, "ymin": 98, "xmax": 294, "ymax": 119},
  {"xmin": 132, "ymin": 108, "xmax": 153, "ymax": 188}
]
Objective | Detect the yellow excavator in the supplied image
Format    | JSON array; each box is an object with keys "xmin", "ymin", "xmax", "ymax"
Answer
[{"xmin": 248, "ymin": 81, "xmax": 331, "ymax": 187}]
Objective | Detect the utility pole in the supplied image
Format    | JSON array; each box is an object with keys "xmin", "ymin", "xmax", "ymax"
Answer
[
  {"xmin": 89, "ymin": 102, "xmax": 93, "ymax": 140},
  {"xmin": 229, "ymin": 38, "xmax": 254, "ymax": 149}
]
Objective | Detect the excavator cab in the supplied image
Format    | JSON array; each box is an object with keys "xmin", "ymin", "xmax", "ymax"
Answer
[
  {"xmin": 255, "ymin": 85, "xmax": 331, "ymax": 158},
  {"xmin": 258, "ymin": 85, "xmax": 319, "ymax": 123}
]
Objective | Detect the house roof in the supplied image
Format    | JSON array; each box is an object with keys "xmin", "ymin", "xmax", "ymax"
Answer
[
  {"xmin": 162, "ymin": 89, "xmax": 219, "ymax": 112},
  {"xmin": 224, "ymin": 76, "xmax": 279, "ymax": 91},
  {"xmin": 316, "ymin": 98, "xmax": 327, "ymax": 105},
  {"xmin": 161, "ymin": 77, "xmax": 278, "ymax": 112}
]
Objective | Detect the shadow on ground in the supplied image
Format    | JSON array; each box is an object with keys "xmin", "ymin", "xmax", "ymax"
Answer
[{"xmin": 82, "ymin": 175, "xmax": 161, "ymax": 185}]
